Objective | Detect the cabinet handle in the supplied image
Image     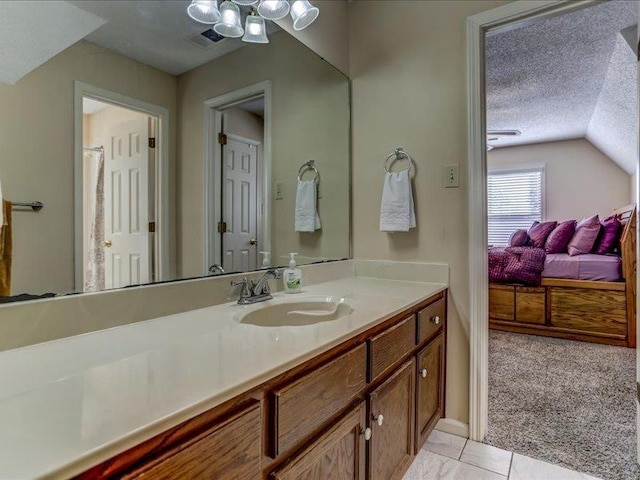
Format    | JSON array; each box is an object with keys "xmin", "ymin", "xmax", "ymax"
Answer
[
  {"xmin": 432, "ymin": 316, "xmax": 440, "ymax": 325},
  {"xmin": 373, "ymin": 414, "xmax": 384, "ymax": 427},
  {"xmin": 421, "ymin": 368, "xmax": 428, "ymax": 378},
  {"xmin": 361, "ymin": 427, "xmax": 372, "ymax": 441}
]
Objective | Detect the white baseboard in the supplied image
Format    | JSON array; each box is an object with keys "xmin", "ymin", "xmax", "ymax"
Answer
[{"xmin": 435, "ymin": 418, "xmax": 469, "ymax": 438}]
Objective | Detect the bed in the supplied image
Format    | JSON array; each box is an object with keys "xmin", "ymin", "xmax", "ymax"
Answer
[{"xmin": 489, "ymin": 204, "xmax": 636, "ymax": 348}]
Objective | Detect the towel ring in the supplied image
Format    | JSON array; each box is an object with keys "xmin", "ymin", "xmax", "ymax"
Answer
[
  {"xmin": 298, "ymin": 160, "xmax": 320, "ymax": 182},
  {"xmin": 384, "ymin": 147, "xmax": 416, "ymax": 177}
]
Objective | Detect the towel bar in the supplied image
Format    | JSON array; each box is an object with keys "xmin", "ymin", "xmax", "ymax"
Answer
[
  {"xmin": 384, "ymin": 147, "xmax": 416, "ymax": 177},
  {"xmin": 298, "ymin": 160, "xmax": 320, "ymax": 182},
  {"xmin": 12, "ymin": 201, "xmax": 44, "ymax": 211}
]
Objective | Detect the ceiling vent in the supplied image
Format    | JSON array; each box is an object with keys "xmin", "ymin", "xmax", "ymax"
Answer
[{"xmin": 186, "ymin": 29, "xmax": 225, "ymax": 48}]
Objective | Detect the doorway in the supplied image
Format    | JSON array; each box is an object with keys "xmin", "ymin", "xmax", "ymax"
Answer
[
  {"xmin": 73, "ymin": 82, "xmax": 170, "ymax": 291},
  {"xmin": 468, "ymin": 0, "xmax": 640, "ymax": 476},
  {"xmin": 203, "ymin": 81, "xmax": 271, "ymax": 276}
]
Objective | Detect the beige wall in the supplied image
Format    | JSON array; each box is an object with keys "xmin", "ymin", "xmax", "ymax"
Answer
[
  {"xmin": 349, "ymin": 0, "xmax": 508, "ymax": 426},
  {"xmin": 177, "ymin": 31, "xmax": 350, "ymax": 277},
  {"xmin": 0, "ymin": 40, "xmax": 177, "ymax": 296},
  {"xmin": 488, "ymin": 139, "xmax": 631, "ymax": 221},
  {"xmin": 276, "ymin": 0, "xmax": 349, "ymax": 75}
]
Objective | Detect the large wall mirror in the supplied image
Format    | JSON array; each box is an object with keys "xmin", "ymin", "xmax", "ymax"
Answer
[{"xmin": 0, "ymin": 0, "xmax": 350, "ymax": 303}]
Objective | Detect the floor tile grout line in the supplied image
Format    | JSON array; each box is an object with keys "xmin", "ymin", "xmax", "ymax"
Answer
[
  {"xmin": 507, "ymin": 451, "xmax": 514, "ymax": 480},
  {"xmin": 458, "ymin": 438, "xmax": 468, "ymax": 460}
]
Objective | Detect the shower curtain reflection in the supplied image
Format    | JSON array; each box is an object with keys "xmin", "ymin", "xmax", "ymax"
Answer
[{"xmin": 84, "ymin": 149, "xmax": 105, "ymax": 292}]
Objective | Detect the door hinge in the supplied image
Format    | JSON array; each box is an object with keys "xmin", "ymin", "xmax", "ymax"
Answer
[
  {"xmin": 217, "ymin": 221, "xmax": 227, "ymax": 234},
  {"xmin": 148, "ymin": 222, "xmax": 156, "ymax": 233},
  {"xmin": 218, "ymin": 133, "xmax": 227, "ymax": 145},
  {"xmin": 148, "ymin": 137, "xmax": 156, "ymax": 148}
]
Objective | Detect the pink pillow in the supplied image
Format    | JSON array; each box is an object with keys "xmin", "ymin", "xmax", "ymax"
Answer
[
  {"xmin": 509, "ymin": 229, "xmax": 529, "ymax": 247},
  {"xmin": 567, "ymin": 215, "xmax": 601, "ymax": 256},
  {"xmin": 545, "ymin": 220, "xmax": 576, "ymax": 254},
  {"xmin": 593, "ymin": 215, "xmax": 622, "ymax": 254},
  {"xmin": 528, "ymin": 221, "xmax": 557, "ymax": 248}
]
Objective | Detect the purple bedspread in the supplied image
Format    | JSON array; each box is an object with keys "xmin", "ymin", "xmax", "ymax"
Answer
[{"xmin": 489, "ymin": 246, "xmax": 547, "ymax": 286}]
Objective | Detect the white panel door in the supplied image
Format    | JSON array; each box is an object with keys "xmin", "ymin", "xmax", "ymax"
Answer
[
  {"xmin": 222, "ymin": 136, "xmax": 258, "ymax": 273},
  {"xmin": 103, "ymin": 118, "xmax": 150, "ymax": 289}
]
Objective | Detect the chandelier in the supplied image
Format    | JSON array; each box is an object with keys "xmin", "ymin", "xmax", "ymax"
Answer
[{"xmin": 187, "ymin": 0, "xmax": 319, "ymax": 44}]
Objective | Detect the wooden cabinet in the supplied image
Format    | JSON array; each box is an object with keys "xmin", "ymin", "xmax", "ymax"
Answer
[
  {"xmin": 124, "ymin": 401, "xmax": 261, "ymax": 480},
  {"xmin": 270, "ymin": 402, "xmax": 366, "ymax": 480},
  {"xmin": 80, "ymin": 290, "xmax": 448, "ymax": 480},
  {"xmin": 368, "ymin": 360, "xmax": 415, "ymax": 480},
  {"xmin": 270, "ymin": 343, "xmax": 367, "ymax": 457},
  {"xmin": 415, "ymin": 334, "xmax": 445, "ymax": 451}
]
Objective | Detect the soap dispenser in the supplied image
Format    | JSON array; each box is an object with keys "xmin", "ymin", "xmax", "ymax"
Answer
[
  {"xmin": 283, "ymin": 253, "xmax": 302, "ymax": 293},
  {"xmin": 259, "ymin": 251, "xmax": 271, "ymax": 269}
]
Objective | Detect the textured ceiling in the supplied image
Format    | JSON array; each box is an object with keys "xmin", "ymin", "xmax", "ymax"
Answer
[
  {"xmin": 69, "ymin": 1, "xmax": 278, "ymax": 76},
  {"xmin": 0, "ymin": 1, "xmax": 105, "ymax": 85},
  {"xmin": 486, "ymin": 1, "xmax": 638, "ymax": 174}
]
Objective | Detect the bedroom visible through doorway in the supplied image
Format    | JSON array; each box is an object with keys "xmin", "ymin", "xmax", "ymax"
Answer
[{"xmin": 483, "ymin": 2, "xmax": 638, "ymax": 479}]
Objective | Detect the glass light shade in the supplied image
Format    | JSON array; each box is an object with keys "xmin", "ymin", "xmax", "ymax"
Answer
[
  {"xmin": 214, "ymin": 1, "xmax": 244, "ymax": 38},
  {"xmin": 232, "ymin": 0, "xmax": 259, "ymax": 5},
  {"xmin": 187, "ymin": 0, "xmax": 221, "ymax": 24},
  {"xmin": 290, "ymin": 0, "xmax": 318, "ymax": 30},
  {"xmin": 257, "ymin": 0, "xmax": 290, "ymax": 20},
  {"xmin": 242, "ymin": 15, "xmax": 269, "ymax": 43}
]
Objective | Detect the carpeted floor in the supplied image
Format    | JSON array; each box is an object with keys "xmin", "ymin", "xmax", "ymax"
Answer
[{"xmin": 486, "ymin": 330, "xmax": 638, "ymax": 480}]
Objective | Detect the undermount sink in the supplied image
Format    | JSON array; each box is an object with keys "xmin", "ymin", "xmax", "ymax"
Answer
[{"xmin": 235, "ymin": 296, "xmax": 354, "ymax": 327}]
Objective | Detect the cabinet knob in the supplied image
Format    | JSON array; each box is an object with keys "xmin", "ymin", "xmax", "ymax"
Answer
[
  {"xmin": 374, "ymin": 414, "xmax": 384, "ymax": 427},
  {"xmin": 421, "ymin": 368, "xmax": 428, "ymax": 378},
  {"xmin": 361, "ymin": 427, "xmax": 372, "ymax": 441},
  {"xmin": 432, "ymin": 316, "xmax": 440, "ymax": 325}
]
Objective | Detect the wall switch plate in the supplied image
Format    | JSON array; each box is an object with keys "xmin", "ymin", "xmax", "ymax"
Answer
[
  {"xmin": 275, "ymin": 182, "xmax": 284, "ymax": 200},
  {"xmin": 444, "ymin": 164, "xmax": 460, "ymax": 188}
]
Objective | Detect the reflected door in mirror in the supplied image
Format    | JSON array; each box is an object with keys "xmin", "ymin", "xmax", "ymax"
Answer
[
  {"xmin": 104, "ymin": 118, "xmax": 151, "ymax": 289},
  {"xmin": 222, "ymin": 136, "xmax": 259, "ymax": 273}
]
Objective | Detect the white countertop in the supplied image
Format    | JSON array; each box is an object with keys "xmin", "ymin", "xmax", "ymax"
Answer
[{"xmin": 0, "ymin": 276, "xmax": 446, "ymax": 479}]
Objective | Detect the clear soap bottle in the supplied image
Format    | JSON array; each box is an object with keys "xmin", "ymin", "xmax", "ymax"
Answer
[{"xmin": 283, "ymin": 253, "xmax": 302, "ymax": 293}]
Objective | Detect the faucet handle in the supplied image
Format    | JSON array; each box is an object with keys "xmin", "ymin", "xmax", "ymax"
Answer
[{"xmin": 230, "ymin": 277, "xmax": 251, "ymax": 299}]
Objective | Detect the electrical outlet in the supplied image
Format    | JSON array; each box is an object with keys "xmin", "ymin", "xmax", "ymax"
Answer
[
  {"xmin": 275, "ymin": 182, "xmax": 284, "ymax": 200},
  {"xmin": 444, "ymin": 164, "xmax": 460, "ymax": 188}
]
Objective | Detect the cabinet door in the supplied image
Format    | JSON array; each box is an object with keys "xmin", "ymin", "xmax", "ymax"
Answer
[
  {"xmin": 415, "ymin": 333, "xmax": 445, "ymax": 452},
  {"xmin": 125, "ymin": 402, "xmax": 261, "ymax": 480},
  {"xmin": 270, "ymin": 402, "xmax": 366, "ymax": 480},
  {"xmin": 368, "ymin": 359, "xmax": 415, "ymax": 480}
]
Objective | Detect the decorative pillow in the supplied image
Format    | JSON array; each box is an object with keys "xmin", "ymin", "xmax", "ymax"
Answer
[
  {"xmin": 593, "ymin": 214, "xmax": 622, "ymax": 254},
  {"xmin": 545, "ymin": 220, "xmax": 576, "ymax": 254},
  {"xmin": 509, "ymin": 229, "xmax": 529, "ymax": 247},
  {"xmin": 567, "ymin": 215, "xmax": 601, "ymax": 256},
  {"xmin": 528, "ymin": 221, "xmax": 557, "ymax": 248}
]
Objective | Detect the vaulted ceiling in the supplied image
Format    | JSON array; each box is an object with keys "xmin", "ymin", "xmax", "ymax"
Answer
[{"xmin": 486, "ymin": 0, "xmax": 638, "ymax": 174}]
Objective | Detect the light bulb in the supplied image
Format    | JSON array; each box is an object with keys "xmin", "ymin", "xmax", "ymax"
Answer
[
  {"xmin": 187, "ymin": 0, "xmax": 221, "ymax": 24},
  {"xmin": 257, "ymin": 0, "xmax": 290, "ymax": 20},
  {"xmin": 290, "ymin": 0, "xmax": 318, "ymax": 30}
]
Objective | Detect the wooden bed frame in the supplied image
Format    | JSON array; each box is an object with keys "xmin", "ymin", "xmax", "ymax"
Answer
[{"xmin": 489, "ymin": 204, "xmax": 637, "ymax": 348}]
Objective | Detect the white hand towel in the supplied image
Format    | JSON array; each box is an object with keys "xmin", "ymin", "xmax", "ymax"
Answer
[
  {"xmin": 295, "ymin": 180, "xmax": 321, "ymax": 232},
  {"xmin": 379, "ymin": 169, "xmax": 416, "ymax": 232}
]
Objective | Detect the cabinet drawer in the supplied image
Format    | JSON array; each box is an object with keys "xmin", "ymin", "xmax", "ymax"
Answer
[
  {"xmin": 489, "ymin": 285, "xmax": 514, "ymax": 321},
  {"xmin": 270, "ymin": 343, "xmax": 367, "ymax": 457},
  {"xmin": 417, "ymin": 298, "xmax": 446, "ymax": 344},
  {"xmin": 368, "ymin": 315, "xmax": 416, "ymax": 382},
  {"xmin": 126, "ymin": 401, "xmax": 261, "ymax": 480}
]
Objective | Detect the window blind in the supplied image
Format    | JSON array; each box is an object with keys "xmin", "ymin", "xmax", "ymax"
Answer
[{"xmin": 488, "ymin": 169, "xmax": 543, "ymax": 246}]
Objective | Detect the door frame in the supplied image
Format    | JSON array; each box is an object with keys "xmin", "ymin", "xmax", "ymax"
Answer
[
  {"xmin": 203, "ymin": 80, "xmax": 272, "ymax": 275},
  {"xmin": 465, "ymin": 0, "xmax": 623, "ymax": 442},
  {"xmin": 73, "ymin": 81, "xmax": 170, "ymax": 291}
]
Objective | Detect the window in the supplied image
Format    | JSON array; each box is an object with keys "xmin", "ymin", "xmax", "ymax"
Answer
[{"xmin": 487, "ymin": 168, "xmax": 544, "ymax": 246}]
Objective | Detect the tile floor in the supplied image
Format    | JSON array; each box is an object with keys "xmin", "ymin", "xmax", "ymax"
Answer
[{"xmin": 402, "ymin": 430, "xmax": 602, "ymax": 480}]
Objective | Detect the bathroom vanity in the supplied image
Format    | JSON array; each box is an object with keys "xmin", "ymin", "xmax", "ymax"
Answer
[
  {"xmin": 77, "ymin": 288, "xmax": 446, "ymax": 480},
  {"xmin": 0, "ymin": 273, "xmax": 447, "ymax": 480}
]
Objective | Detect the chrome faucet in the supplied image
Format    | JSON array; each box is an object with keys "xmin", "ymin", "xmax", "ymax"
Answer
[{"xmin": 231, "ymin": 268, "xmax": 282, "ymax": 305}]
